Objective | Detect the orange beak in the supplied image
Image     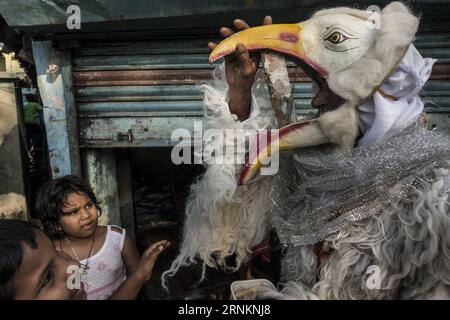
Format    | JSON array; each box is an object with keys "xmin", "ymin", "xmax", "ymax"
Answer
[{"xmin": 210, "ymin": 23, "xmax": 304, "ymax": 64}]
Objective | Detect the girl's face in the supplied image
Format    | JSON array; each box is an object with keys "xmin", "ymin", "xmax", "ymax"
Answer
[{"xmin": 58, "ymin": 192, "xmax": 98, "ymax": 239}]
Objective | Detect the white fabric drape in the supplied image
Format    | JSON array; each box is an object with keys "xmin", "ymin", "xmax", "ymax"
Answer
[{"xmin": 357, "ymin": 45, "xmax": 436, "ymax": 146}]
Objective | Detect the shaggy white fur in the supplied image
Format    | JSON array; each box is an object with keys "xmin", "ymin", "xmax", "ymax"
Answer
[
  {"xmin": 162, "ymin": 64, "xmax": 276, "ymax": 288},
  {"xmin": 274, "ymin": 164, "xmax": 450, "ymax": 299}
]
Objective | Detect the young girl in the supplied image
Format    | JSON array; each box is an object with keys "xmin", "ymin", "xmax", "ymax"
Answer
[{"xmin": 36, "ymin": 175, "xmax": 170, "ymax": 300}]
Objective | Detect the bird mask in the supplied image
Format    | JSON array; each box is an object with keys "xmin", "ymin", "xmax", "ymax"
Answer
[{"xmin": 209, "ymin": 2, "xmax": 419, "ymax": 184}]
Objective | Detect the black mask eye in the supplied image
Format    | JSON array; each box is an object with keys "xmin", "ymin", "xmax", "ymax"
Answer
[{"xmin": 325, "ymin": 31, "xmax": 348, "ymax": 44}]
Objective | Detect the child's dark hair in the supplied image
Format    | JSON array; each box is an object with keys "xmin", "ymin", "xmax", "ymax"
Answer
[
  {"xmin": 0, "ymin": 219, "xmax": 39, "ymax": 300},
  {"xmin": 25, "ymin": 93, "xmax": 38, "ymax": 103},
  {"xmin": 35, "ymin": 175, "xmax": 102, "ymax": 240}
]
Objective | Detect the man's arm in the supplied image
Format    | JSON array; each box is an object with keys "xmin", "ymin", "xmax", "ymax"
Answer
[{"xmin": 208, "ymin": 17, "xmax": 272, "ymax": 121}]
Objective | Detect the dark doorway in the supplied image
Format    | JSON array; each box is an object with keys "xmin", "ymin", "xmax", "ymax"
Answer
[{"xmin": 128, "ymin": 148, "xmax": 238, "ymax": 299}]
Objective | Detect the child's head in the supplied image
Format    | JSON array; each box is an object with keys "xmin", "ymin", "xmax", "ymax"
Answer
[
  {"xmin": 25, "ymin": 93, "xmax": 38, "ymax": 103},
  {"xmin": 0, "ymin": 219, "xmax": 86, "ymax": 300},
  {"xmin": 36, "ymin": 175, "xmax": 102, "ymax": 240}
]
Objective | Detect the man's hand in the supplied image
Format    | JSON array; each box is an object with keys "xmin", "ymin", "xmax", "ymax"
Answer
[
  {"xmin": 208, "ymin": 16, "xmax": 272, "ymax": 121},
  {"xmin": 134, "ymin": 240, "xmax": 170, "ymax": 282}
]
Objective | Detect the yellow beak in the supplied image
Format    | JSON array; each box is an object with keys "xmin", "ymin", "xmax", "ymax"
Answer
[
  {"xmin": 210, "ymin": 23, "xmax": 304, "ymax": 64},
  {"xmin": 210, "ymin": 23, "xmax": 334, "ymax": 185}
]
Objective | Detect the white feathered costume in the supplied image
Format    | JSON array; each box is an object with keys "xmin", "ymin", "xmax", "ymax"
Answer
[{"xmin": 164, "ymin": 2, "xmax": 450, "ymax": 299}]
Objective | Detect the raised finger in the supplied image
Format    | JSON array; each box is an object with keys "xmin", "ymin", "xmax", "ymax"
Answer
[
  {"xmin": 263, "ymin": 15, "xmax": 272, "ymax": 25},
  {"xmin": 235, "ymin": 43, "xmax": 254, "ymax": 76},
  {"xmin": 148, "ymin": 241, "xmax": 170, "ymax": 259},
  {"xmin": 220, "ymin": 27, "xmax": 234, "ymax": 38},
  {"xmin": 233, "ymin": 19, "xmax": 250, "ymax": 31},
  {"xmin": 208, "ymin": 42, "xmax": 217, "ymax": 51},
  {"xmin": 144, "ymin": 247, "xmax": 162, "ymax": 262},
  {"xmin": 154, "ymin": 240, "xmax": 171, "ymax": 252},
  {"xmin": 144, "ymin": 240, "xmax": 169, "ymax": 256}
]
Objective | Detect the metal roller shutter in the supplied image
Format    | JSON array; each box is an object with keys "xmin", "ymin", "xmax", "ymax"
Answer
[{"xmin": 72, "ymin": 33, "xmax": 450, "ymax": 148}]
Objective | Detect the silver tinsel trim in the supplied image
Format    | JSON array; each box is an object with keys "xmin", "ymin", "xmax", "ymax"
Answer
[{"xmin": 269, "ymin": 121, "xmax": 450, "ymax": 246}]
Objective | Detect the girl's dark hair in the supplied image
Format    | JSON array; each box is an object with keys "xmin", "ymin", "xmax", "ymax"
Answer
[
  {"xmin": 0, "ymin": 219, "xmax": 39, "ymax": 300},
  {"xmin": 35, "ymin": 175, "xmax": 101, "ymax": 240}
]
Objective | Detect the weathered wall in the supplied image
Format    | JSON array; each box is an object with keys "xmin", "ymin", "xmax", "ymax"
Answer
[
  {"xmin": 32, "ymin": 40, "xmax": 81, "ymax": 177},
  {"xmin": 0, "ymin": 72, "xmax": 28, "ymax": 220}
]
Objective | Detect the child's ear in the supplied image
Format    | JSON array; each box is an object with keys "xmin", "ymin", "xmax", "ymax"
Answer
[{"xmin": 55, "ymin": 224, "xmax": 65, "ymax": 237}]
